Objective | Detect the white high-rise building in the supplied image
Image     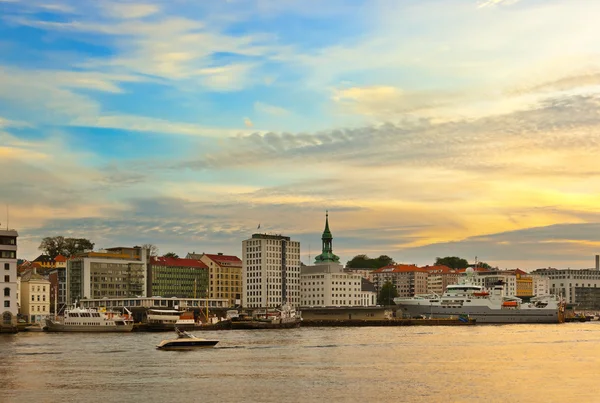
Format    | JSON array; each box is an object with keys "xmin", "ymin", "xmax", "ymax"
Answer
[
  {"xmin": 242, "ymin": 234, "xmax": 301, "ymax": 308},
  {"xmin": 1, "ymin": 229, "xmax": 19, "ymax": 330}
]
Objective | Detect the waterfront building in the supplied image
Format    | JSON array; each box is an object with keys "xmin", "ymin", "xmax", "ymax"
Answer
[
  {"xmin": 1, "ymin": 229, "xmax": 18, "ymax": 330},
  {"xmin": 421, "ymin": 265, "xmax": 460, "ymax": 295},
  {"xmin": 371, "ymin": 264, "xmax": 428, "ymax": 297},
  {"xmin": 186, "ymin": 252, "xmax": 243, "ymax": 307},
  {"xmin": 67, "ymin": 246, "xmax": 147, "ymax": 304},
  {"xmin": 147, "ymin": 256, "xmax": 209, "ymax": 299},
  {"xmin": 79, "ymin": 296, "xmax": 229, "ymax": 310},
  {"xmin": 300, "ymin": 212, "xmax": 376, "ymax": 307},
  {"xmin": 531, "ymin": 263, "xmax": 600, "ymax": 306},
  {"xmin": 242, "ymin": 233, "xmax": 301, "ymax": 308},
  {"xmin": 514, "ymin": 269, "xmax": 534, "ymax": 297},
  {"xmin": 48, "ymin": 267, "xmax": 67, "ymax": 314},
  {"xmin": 19, "ymin": 269, "xmax": 51, "ymax": 323},
  {"xmin": 532, "ymin": 274, "xmax": 550, "ymax": 297}
]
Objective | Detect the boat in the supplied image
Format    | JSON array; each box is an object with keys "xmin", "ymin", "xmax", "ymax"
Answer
[
  {"xmin": 45, "ymin": 307, "xmax": 134, "ymax": 332},
  {"xmin": 230, "ymin": 304, "xmax": 302, "ymax": 329},
  {"xmin": 144, "ymin": 309, "xmax": 184, "ymax": 331},
  {"xmin": 156, "ymin": 328, "xmax": 219, "ymax": 350},
  {"xmin": 393, "ymin": 268, "xmax": 565, "ymax": 324}
]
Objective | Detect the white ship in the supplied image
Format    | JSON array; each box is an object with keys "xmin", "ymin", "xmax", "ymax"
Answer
[
  {"xmin": 45, "ymin": 307, "xmax": 134, "ymax": 332},
  {"xmin": 394, "ymin": 268, "xmax": 565, "ymax": 324}
]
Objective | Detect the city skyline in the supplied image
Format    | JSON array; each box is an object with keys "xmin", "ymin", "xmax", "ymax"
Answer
[{"xmin": 3, "ymin": 0, "xmax": 600, "ymax": 269}]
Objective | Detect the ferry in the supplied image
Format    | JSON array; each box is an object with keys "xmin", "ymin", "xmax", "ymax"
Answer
[
  {"xmin": 45, "ymin": 307, "xmax": 134, "ymax": 332},
  {"xmin": 394, "ymin": 268, "xmax": 565, "ymax": 324}
]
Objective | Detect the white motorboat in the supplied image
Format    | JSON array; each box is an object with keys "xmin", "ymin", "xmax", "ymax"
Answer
[{"xmin": 156, "ymin": 328, "xmax": 219, "ymax": 350}]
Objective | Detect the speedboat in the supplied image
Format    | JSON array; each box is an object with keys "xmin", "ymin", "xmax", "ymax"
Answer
[{"xmin": 156, "ymin": 328, "xmax": 219, "ymax": 350}]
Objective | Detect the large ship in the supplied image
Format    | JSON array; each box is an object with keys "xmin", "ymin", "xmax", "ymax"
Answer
[
  {"xmin": 394, "ymin": 268, "xmax": 565, "ymax": 324},
  {"xmin": 45, "ymin": 307, "xmax": 134, "ymax": 332}
]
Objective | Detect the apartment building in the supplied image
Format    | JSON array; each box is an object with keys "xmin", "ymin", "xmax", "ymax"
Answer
[
  {"xmin": 242, "ymin": 234, "xmax": 301, "ymax": 308},
  {"xmin": 1, "ymin": 229, "xmax": 18, "ymax": 330}
]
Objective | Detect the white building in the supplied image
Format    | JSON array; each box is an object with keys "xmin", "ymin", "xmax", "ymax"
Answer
[
  {"xmin": 242, "ymin": 233, "xmax": 301, "ymax": 308},
  {"xmin": 532, "ymin": 274, "xmax": 550, "ymax": 296},
  {"xmin": 300, "ymin": 213, "xmax": 376, "ymax": 307},
  {"xmin": 531, "ymin": 267, "xmax": 600, "ymax": 305},
  {"xmin": 1, "ymin": 229, "xmax": 18, "ymax": 330},
  {"xmin": 301, "ymin": 263, "xmax": 375, "ymax": 307}
]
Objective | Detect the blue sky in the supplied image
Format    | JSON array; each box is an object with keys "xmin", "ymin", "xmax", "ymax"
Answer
[{"xmin": 3, "ymin": 0, "xmax": 600, "ymax": 269}]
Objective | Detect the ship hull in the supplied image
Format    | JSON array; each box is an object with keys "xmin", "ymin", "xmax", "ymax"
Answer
[
  {"xmin": 45, "ymin": 319, "xmax": 134, "ymax": 332},
  {"xmin": 396, "ymin": 305, "xmax": 562, "ymax": 324}
]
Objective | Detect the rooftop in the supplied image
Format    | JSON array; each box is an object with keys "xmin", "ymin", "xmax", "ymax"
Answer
[{"xmin": 151, "ymin": 257, "xmax": 208, "ymax": 268}]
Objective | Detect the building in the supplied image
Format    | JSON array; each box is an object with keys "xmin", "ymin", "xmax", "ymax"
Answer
[
  {"xmin": 514, "ymin": 269, "xmax": 533, "ymax": 297},
  {"xmin": 32, "ymin": 254, "xmax": 55, "ymax": 271},
  {"xmin": 20, "ymin": 269, "xmax": 51, "ymax": 323},
  {"xmin": 300, "ymin": 212, "xmax": 376, "ymax": 307},
  {"xmin": 1, "ymin": 229, "xmax": 18, "ymax": 330},
  {"xmin": 48, "ymin": 266, "xmax": 67, "ymax": 314},
  {"xmin": 186, "ymin": 252, "xmax": 243, "ymax": 307},
  {"xmin": 148, "ymin": 256, "xmax": 209, "ymax": 298},
  {"xmin": 242, "ymin": 233, "xmax": 301, "ymax": 308},
  {"xmin": 420, "ymin": 265, "xmax": 460, "ymax": 295},
  {"xmin": 531, "ymin": 266, "xmax": 600, "ymax": 305},
  {"xmin": 343, "ymin": 268, "xmax": 375, "ymax": 282},
  {"xmin": 371, "ymin": 264, "xmax": 429, "ymax": 298},
  {"xmin": 67, "ymin": 246, "xmax": 147, "ymax": 304},
  {"xmin": 532, "ymin": 274, "xmax": 550, "ymax": 297}
]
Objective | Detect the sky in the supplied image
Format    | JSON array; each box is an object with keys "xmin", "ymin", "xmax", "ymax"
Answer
[{"xmin": 2, "ymin": 0, "xmax": 600, "ymax": 270}]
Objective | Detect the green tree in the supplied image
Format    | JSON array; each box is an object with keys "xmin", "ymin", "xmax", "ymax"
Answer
[
  {"xmin": 378, "ymin": 281, "xmax": 399, "ymax": 306},
  {"xmin": 346, "ymin": 254, "xmax": 396, "ymax": 269},
  {"xmin": 474, "ymin": 262, "xmax": 492, "ymax": 270},
  {"xmin": 434, "ymin": 256, "xmax": 469, "ymax": 269},
  {"xmin": 38, "ymin": 236, "xmax": 95, "ymax": 258},
  {"xmin": 163, "ymin": 252, "xmax": 179, "ymax": 258}
]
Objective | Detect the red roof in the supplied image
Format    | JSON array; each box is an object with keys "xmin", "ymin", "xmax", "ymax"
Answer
[
  {"xmin": 372, "ymin": 264, "xmax": 428, "ymax": 274},
  {"xmin": 54, "ymin": 254, "xmax": 67, "ymax": 262},
  {"xmin": 204, "ymin": 254, "xmax": 242, "ymax": 266},
  {"xmin": 419, "ymin": 265, "xmax": 459, "ymax": 274},
  {"xmin": 151, "ymin": 257, "xmax": 208, "ymax": 269}
]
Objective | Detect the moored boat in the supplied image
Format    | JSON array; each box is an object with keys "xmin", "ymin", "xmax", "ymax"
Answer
[
  {"xmin": 46, "ymin": 307, "xmax": 134, "ymax": 332},
  {"xmin": 394, "ymin": 268, "xmax": 565, "ymax": 324}
]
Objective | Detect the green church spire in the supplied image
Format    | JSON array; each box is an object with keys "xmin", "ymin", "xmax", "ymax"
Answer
[{"xmin": 314, "ymin": 210, "xmax": 340, "ymax": 264}]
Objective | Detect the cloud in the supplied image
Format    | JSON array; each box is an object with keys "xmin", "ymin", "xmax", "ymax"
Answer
[
  {"xmin": 477, "ymin": 0, "xmax": 521, "ymax": 8},
  {"xmin": 100, "ymin": 2, "xmax": 160, "ymax": 19},
  {"xmin": 254, "ymin": 101, "xmax": 290, "ymax": 115}
]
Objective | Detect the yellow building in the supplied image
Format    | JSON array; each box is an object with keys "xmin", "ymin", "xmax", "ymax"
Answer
[
  {"xmin": 187, "ymin": 253, "xmax": 242, "ymax": 307},
  {"xmin": 515, "ymin": 270, "xmax": 534, "ymax": 297},
  {"xmin": 20, "ymin": 269, "xmax": 51, "ymax": 323}
]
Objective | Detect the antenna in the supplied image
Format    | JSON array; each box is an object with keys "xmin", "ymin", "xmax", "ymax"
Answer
[
  {"xmin": 308, "ymin": 244, "xmax": 311, "ymax": 263},
  {"xmin": 5, "ymin": 204, "xmax": 8, "ymax": 231}
]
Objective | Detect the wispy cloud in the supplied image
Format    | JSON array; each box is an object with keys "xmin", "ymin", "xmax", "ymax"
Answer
[{"xmin": 254, "ymin": 101, "xmax": 290, "ymax": 115}]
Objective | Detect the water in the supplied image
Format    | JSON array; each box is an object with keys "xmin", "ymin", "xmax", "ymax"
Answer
[{"xmin": 1, "ymin": 323, "xmax": 600, "ymax": 403}]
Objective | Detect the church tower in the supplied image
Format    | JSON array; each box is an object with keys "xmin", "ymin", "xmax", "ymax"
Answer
[{"xmin": 314, "ymin": 211, "xmax": 340, "ymax": 264}]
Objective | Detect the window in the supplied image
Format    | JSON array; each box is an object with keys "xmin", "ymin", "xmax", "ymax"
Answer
[
  {"xmin": 4, "ymin": 263, "xmax": 8, "ymax": 270},
  {"xmin": 31, "ymin": 295, "xmax": 34, "ymax": 302},
  {"xmin": 4, "ymin": 301, "xmax": 9, "ymax": 307},
  {"xmin": 3, "ymin": 288, "xmax": 9, "ymax": 297},
  {"xmin": 4, "ymin": 275, "xmax": 8, "ymax": 282}
]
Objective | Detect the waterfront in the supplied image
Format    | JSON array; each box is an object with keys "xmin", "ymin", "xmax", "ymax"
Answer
[{"xmin": 2, "ymin": 324, "xmax": 600, "ymax": 403}]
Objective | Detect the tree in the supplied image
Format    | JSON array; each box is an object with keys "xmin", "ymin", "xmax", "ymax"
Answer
[
  {"xmin": 163, "ymin": 252, "xmax": 179, "ymax": 258},
  {"xmin": 346, "ymin": 254, "xmax": 396, "ymax": 269},
  {"xmin": 64, "ymin": 238, "xmax": 95, "ymax": 257},
  {"xmin": 434, "ymin": 256, "xmax": 469, "ymax": 270},
  {"xmin": 378, "ymin": 281, "xmax": 399, "ymax": 306},
  {"xmin": 475, "ymin": 262, "xmax": 492, "ymax": 270},
  {"xmin": 38, "ymin": 236, "xmax": 94, "ymax": 258},
  {"xmin": 142, "ymin": 244, "xmax": 159, "ymax": 257}
]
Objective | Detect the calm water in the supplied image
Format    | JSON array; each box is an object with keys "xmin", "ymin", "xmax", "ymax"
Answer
[{"xmin": 1, "ymin": 323, "xmax": 600, "ymax": 403}]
